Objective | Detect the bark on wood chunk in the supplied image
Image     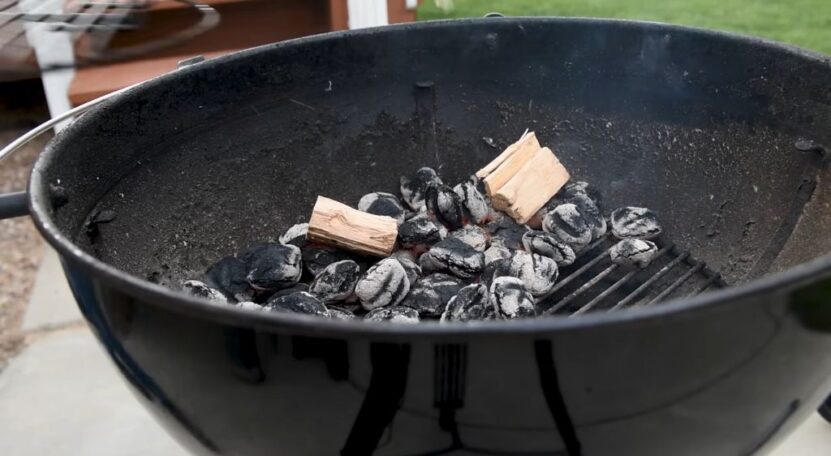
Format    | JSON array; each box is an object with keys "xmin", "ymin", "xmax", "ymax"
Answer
[
  {"xmin": 308, "ymin": 196, "xmax": 398, "ymax": 257},
  {"xmin": 476, "ymin": 131, "xmax": 540, "ymax": 180},
  {"xmin": 482, "ymin": 132, "xmax": 542, "ymax": 195},
  {"xmin": 489, "ymin": 147, "xmax": 570, "ymax": 223}
]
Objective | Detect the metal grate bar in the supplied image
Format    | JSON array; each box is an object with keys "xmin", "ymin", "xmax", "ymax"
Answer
[
  {"xmin": 545, "ymin": 264, "xmax": 619, "ymax": 315},
  {"xmin": 569, "ymin": 245, "xmax": 674, "ymax": 316},
  {"xmin": 643, "ymin": 263, "xmax": 705, "ymax": 307},
  {"xmin": 546, "ymin": 244, "xmax": 613, "ymax": 296},
  {"xmin": 607, "ymin": 249, "xmax": 688, "ymax": 311},
  {"xmin": 691, "ymin": 272, "xmax": 721, "ymax": 295}
]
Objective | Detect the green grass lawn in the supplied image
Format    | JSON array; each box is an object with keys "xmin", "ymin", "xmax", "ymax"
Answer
[{"xmin": 418, "ymin": 0, "xmax": 831, "ymax": 55}]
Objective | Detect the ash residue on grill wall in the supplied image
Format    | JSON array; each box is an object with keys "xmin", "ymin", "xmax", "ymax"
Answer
[{"xmin": 73, "ymin": 95, "xmax": 818, "ymax": 295}]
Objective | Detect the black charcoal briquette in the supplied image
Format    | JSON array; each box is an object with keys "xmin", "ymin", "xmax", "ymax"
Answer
[
  {"xmin": 401, "ymin": 273, "xmax": 464, "ymax": 317},
  {"xmin": 541, "ymin": 181, "xmax": 606, "ymax": 240},
  {"xmin": 268, "ymin": 282, "xmax": 310, "ymax": 300},
  {"xmin": 542, "ymin": 203, "xmax": 593, "ymax": 253},
  {"xmin": 485, "ymin": 216, "xmax": 528, "ymax": 250},
  {"xmin": 454, "ymin": 178, "xmax": 492, "ymax": 224},
  {"xmin": 522, "ymin": 230, "xmax": 576, "ymax": 267},
  {"xmin": 206, "ymin": 256, "xmax": 253, "ymax": 302},
  {"xmin": 610, "ymin": 207, "xmax": 662, "ymax": 239},
  {"xmin": 440, "ymin": 284, "xmax": 495, "ymax": 322},
  {"xmin": 301, "ymin": 246, "xmax": 352, "ymax": 277},
  {"xmin": 490, "ymin": 277, "xmax": 537, "ymax": 319},
  {"xmin": 355, "ymin": 258, "xmax": 411, "ymax": 310},
  {"xmin": 234, "ymin": 301, "xmax": 264, "ymax": 311},
  {"xmin": 364, "ymin": 306, "xmax": 420, "ymax": 323},
  {"xmin": 419, "ymin": 237, "xmax": 485, "ymax": 279},
  {"xmin": 425, "ymin": 183, "xmax": 469, "ymax": 231},
  {"xmin": 484, "ymin": 242, "xmax": 513, "ymax": 266},
  {"xmin": 488, "ymin": 250, "xmax": 558, "ymax": 298},
  {"xmin": 265, "ymin": 291, "xmax": 329, "ymax": 317},
  {"xmin": 328, "ymin": 307, "xmax": 357, "ymax": 320},
  {"xmin": 309, "ymin": 260, "xmax": 361, "ymax": 303},
  {"xmin": 400, "ymin": 167, "xmax": 442, "ymax": 211},
  {"xmin": 398, "ymin": 213, "xmax": 447, "ymax": 250},
  {"xmin": 279, "ymin": 223, "xmax": 308, "ymax": 247},
  {"xmin": 390, "ymin": 250, "xmax": 422, "ymax": 284},
  {"xmin": 610, "ymin": 238, "xmax": 659, "ymax": 268},
  {"xmin": 240, "ymin": 243, "xmax": 303, "ymax": 291},
  {"xmin": 183, "ymin": 280, "xmax": 228, "ymax": 303},
  {"xmin": 358, "ymin": 192, "xmax": 406, "ymax": 224}
]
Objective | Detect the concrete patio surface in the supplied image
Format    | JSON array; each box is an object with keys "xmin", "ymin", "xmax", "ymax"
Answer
[{"xmin": 0, "ymin": 247, "xmax": 828, "ymax": 455}]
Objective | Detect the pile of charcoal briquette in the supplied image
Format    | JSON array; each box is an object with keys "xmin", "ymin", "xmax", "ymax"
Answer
[{"xmin": 183, "ymin": 168, "xmax": 662, "ymax": 323}]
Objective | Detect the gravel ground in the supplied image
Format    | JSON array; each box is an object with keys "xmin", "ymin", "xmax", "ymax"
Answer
[{"xmin": 0, "ymin": 79, "xmax": 50, "ymax": 367}]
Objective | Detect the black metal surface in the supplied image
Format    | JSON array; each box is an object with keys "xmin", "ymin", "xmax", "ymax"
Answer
[
  {"xmin": 17, "ymin": 18, "xmax": 831, "ymax": 455},
  {"xmin": 0, "ymin": 190, "xmax": 27, "ymax": 218}
]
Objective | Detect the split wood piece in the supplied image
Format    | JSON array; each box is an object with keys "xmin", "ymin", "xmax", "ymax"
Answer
[
  {"xmin": 308, "ymin": 196, "xmax": 398, "ymax": 257},
  {"xmin": 475, "ymin": 130, "xmax": 539, "ymax": 180},
  {"xmin": 489, "ymin": 146, "xmax": 570, "ymax": 223}
]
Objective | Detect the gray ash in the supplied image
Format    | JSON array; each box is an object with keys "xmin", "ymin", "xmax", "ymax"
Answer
[
  {"xmin": 267, "ymin": 282, "xmax": 310, "ymax": 300},
  {"xmin": 540, "ymin": 181, "xmax": 606, "ymax": 240},
  {"xmin": 302, "ymin": 246, "xmax": 353, "ymax": 277},
  {"xmin": 234, "ymin": 301, "xmax": 264, "ymax": 311},
  {"xmin": 447, "ymin": 225, "xmax": 489, "ymax": 252},
  {"xmin": 390, "ymin": 250, "xmax": 422, "ymax": 285},
  {"xmin": 522, "ymin": 231, "xmax": 576, "ymax": 267},
  {"xmin": 484, "ymin": 242, "xmax": 513, "ymax": 266},
  {"xmin": 309, "ymin": 260, "xmax": 361, "ymax": 303},
  {"xmin": 183, "ymin": 280, "xmax": 228, "ymax": 303},
  {"xmin": 354, "ymin": 258, "xmax": 411, "ymax": 310},
  {"xmin": 279, "ymin": 223, "xmax": 308, "ymax": 247},
  {"xmin": 490, "ymin": 277, "xmax": 537, "ymax": 319},
  {"xmin": 205, "ymin": 256, "xmax": 253, "ymax": 302},
  {"xmin": 454, "ymin": 178, "xmax": 491, "ymax": 224},
  {"xmin": 419, "ymin": 237, "xmax": 485, "ymax": 279},
  {"xmin": 240, "ymin": 243, "xmax": 303, "ymax": 291},
  {"xmin": 400, "ymin": 167, "xmax": 442, "ymax": 211},
  {"xmin": 425, "ymin": 183, "xmax": 469, "ymax": 230},
  {"xmin": 610, "ymin": 206, "xmax": 662, "ymax": 239},
  {"xmin": 265, "ymin": 291, "xmax": 329, "ymax": 317},
  {"xmin": 328, "ymin": 307, "xmax": 357, "ymax": 320},
  {"xmin": 364, "ymin": 306, "xmax": 420, "ymax": 323},
  {"xmin": 358, "ymin": 192, "xmax": 406, "ymax": 224},
  {"xmin": 485, "ymin": 217, "xmax": 528, "ymax": 250},
  {"xmin": 401, "ymin": 273, "xmax": 465, "ymax": 317},
  {"xmin": 440, "ymin": 284, "xmax": 495, "ymax": 322},
  {"xmin": 398, "ymin": 213, "xmax": 446, "ymax": 250},
  {"xmin": 610, "ymin": 238, "xmax": 659, "ymax": 268},
  {"xmin": 485, "ymin": 250, "xmax": 558, "ymax": 299},
  {"xmin": 542, "ymin": 203, "xmax": 593, "ymax": 253}
]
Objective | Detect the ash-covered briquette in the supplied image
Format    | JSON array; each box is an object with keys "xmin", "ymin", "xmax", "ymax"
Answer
[
  {"xmin": 205, "ymin": 256, "xmax": 253, "ymax": 302},
  {"xmin": 484, "ymin": 242, "xmax": 513, "ymax": 266},
  {"xmin": 542, "ymin": 203, "xmax": 593, "ymax": 253},
  {"xmin": 364, "ymin": 306, "xmax": 420, "ymax": 323},
  {"xmin": 301, "ymin": 246, "xmax": 353, "ymax": 277},
  {"xmin": 183, "ymin": 280, "xmax": 228, "ymax": 303},
  {"xmin": 454, "ymin": 178, "xmax": 491, "ymax": 224},
  {"xmin": 448, "ymin": 225, "xmax": 489, "ymax": 252},
  {"xmin": 390, "ymin": 250, "xmax": 422, "ymax": 285},
  {"xmin": 400, "ymin": 167, "xmax": 442, "ymax": 211},
  {"xmin": 266, "ymin": 291, "xmax": 329, "ymax": 317},
  {"xmin": 485, "ymin": 217, "xmax": 528, "ymax": 250},
  {"xmin": 398, "ymin": 213, "xmax": 447, "ymax": 250},
  {"xmin": 487, "ymin": 250, "xmax": 558, "ymax": 298},
  {"xmin": 234, "ymin": 301, "xmax": 264, "ymax": 311},
  {"xmin": 354, "ymin": 258, "xmax": 411, "ymax": 310},
  {"xmin": 419, "ymin": 237, "xmax": 485, "ymax": 279},
  {"xmin": 401, "ymin": 273, "xmax": 465, "ymax": 317},
  {"xmin": 610, "ymin": 206, "xmax": 663, "ymax": 239},
  {"xmin": 328, "ymin": 307, "xmax": 357, "ymax": 320},
  {"xmin": 358, "ymin": 192, "xmax": 406, "ymax": 224},
  {"xmin": 522, "ymin": 231, "xmax": 576, "ymax": 267},
  {"xmin": 309, "ymin": 260, "xmax": 361, "ymax": 303},
  {"xmin": 541, "ymin": 181, "xmax": 606, "ymax": 240},
  {"xmin": 610, "ymin": 238, "xmax": 659, "ymax": 268},
  {"xmin": 240, "ymin": 243, "xmax": 303, "ymax": 291},
  {"xmin": 440, "ymin": 284, "xmax": 496, "ymax": 322},
  {"xmin": 268, "ymin": 282, "xmax": 310, "ymax": 300},
  {"xmin": 489, "ymin": 277, "xmax": 537, "ymax": 319},
  {"xmin": 425, "ymin": 183, "xmax": 469, "ymax": 231},
  {"xmin": 279, "ymin": 223, "xmax": 308, "ymax": 247}
]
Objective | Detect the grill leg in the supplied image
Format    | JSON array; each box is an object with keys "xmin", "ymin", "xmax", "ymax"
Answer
[{"xmin": 820, "ymin": 394, "xmax": 831, "ymax": 423}]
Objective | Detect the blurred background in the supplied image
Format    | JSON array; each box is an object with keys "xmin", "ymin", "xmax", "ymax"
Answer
[{"xmin": 0, "ymin": 1, "xmax": 829, "ymax": 454}]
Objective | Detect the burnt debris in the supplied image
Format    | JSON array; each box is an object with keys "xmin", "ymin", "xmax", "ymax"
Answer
[{"xmin": 610, "ymin": 206, "xmax": 662, "ymax": 239}]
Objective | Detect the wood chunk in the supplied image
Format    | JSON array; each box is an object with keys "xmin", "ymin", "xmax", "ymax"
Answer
[
  {"xmin": 476, "ymin": 131, "xmax": 539, "ymax": 179},
  {"xmin": 308, "ymin": 196, "xmax": 398, "ymax": 257},
  {"xmin": 483, "ymin": 132, "xmax": 542, "ymax": 195},
  {"xmin": 490, "ymin": 147, "xmax": 570, "ymax": 223}
]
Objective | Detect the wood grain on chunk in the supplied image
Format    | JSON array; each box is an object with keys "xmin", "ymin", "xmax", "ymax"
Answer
[
  {"xmin": 476, "ymin": 131, "xmax": 539, "ymax": 180},
  {"xmin": 482, "ymin": 132, "xmax": 542, "ymax": 195},
  {"xmin": 489, "ymin": 146, "xmax": 570, "ymax": 223},
  {"xmin": 308, "ymin": 196, "xmax": 398, "ymax": 257}
]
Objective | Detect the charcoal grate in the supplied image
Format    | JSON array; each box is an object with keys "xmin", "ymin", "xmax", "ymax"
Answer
[{"xmin": 540, "ymin": 234, "xmax": 725, "ymax": 316}]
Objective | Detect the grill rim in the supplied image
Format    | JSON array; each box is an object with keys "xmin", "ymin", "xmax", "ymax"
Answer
[{"xmin": 27, "ymin": 17, "xmax": 831, "ymax": 337}]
